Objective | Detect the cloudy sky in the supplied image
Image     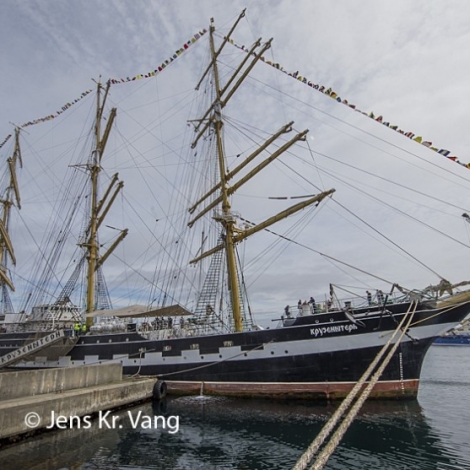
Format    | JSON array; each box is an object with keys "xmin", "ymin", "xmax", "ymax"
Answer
[{"xmin": 2, "ymin": 0, "xmax": 470, "ymax": 321}]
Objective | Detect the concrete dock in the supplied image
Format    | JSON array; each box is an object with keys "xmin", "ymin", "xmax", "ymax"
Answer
[{"xmin": 0, "ymin": 364, "xmax": 157, "ymax": 443}]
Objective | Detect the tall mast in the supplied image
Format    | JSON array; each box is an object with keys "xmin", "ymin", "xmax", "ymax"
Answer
[
  {"xmin": 85, "ymin": 80, "xmax": 124, "ymax": 327},
  {"xmin": 208, "ymin": 19, "xmax": 244, "ymax": 332},
  {"xmin": 190, "ymin": 14, "xmax": 335, "ymax": 332},
  {"xmin": 0, "ymin": 127, "xmax": 21, "ymax": 312},
  {"xmin": 85, "ymin": 82, "xmax": 101, "ymax": 325}
]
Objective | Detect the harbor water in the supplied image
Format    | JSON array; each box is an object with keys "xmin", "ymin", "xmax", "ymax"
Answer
[{"xmin": 1, "ymin": 345, "xmax": 469, "ymax": 469}]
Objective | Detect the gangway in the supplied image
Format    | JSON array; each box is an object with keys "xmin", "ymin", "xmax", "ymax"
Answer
[{"xmin": 0, "ymin": 330, "xmax": 68, "ymax": 368}]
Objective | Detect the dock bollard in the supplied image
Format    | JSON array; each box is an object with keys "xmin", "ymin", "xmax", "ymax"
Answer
[{"xmin": 152, "ymin": 379, "xmax": 167, "ymax": 400}]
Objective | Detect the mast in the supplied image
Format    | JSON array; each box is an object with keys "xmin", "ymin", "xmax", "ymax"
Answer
[
  {"xmin": 84, "ymin": 80, "xmax": 125, "ymax": 327},
  {"xmin": 189, "ymin": 14, "xmax": 335, "ymax": 332},
  {"xmin": 208, "ymin": 18, "xmax": 244, "ymax": 332},
  {"xmin": 85, "ymin": 82, "xmax": 101, "ymax": 324},
  {"xmin": 0, "ymin": 127, "xmax": 22, "ymax": 314}
]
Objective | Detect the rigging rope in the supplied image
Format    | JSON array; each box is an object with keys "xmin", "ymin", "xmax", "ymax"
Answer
[
  {"xmin": 228, "ymin": 33, "xmax": 470, "ymax": 175},
  {"xmin": 333, "ymin": 199, "xmax": 445, "ymax": 279},
  {"xmin": 238, "ymin": 215, "xmax": 396, "ymax": 286}
]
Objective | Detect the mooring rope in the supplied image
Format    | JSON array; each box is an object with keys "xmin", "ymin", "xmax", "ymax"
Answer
[{"xmin": 292, "ymin": 300, "xmax": 418, "ymax": 470}]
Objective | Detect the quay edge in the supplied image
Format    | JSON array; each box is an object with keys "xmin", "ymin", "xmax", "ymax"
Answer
[{"xmin": 0, "ymin": 364, "xmax": 157, "ymax": 444}]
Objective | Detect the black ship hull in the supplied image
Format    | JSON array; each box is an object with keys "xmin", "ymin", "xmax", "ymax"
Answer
[{"xmin": 2, "ymin": 300, "xmax": 469, "ymax": 399}]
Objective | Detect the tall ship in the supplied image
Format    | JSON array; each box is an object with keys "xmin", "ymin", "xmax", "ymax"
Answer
[{"xmin": 1, "ymin": 11, "xmax": 469, "ymax": 399}]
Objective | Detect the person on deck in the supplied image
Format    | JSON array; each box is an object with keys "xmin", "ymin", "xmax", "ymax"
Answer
[
  {"xmin": 74, "ymin": 323, "xmax": 80, "ymax": 337},
  {"xmin": 377, "ymin": 290, "xmax": 384, "ymax": 304},
  {"xmin": 366, "ymin": 291, "xmax": 372, "ymax": 306},
  {"xmin": 308, "ymin": 297, "xmax": 316, "ymax": 313}
]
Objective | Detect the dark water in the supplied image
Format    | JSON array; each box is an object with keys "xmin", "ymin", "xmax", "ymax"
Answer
[{"xmin": 1, "ymin": 346, "xmax": 469, "ymax": 470}]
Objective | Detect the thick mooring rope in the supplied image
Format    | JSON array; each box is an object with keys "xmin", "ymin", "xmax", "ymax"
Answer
[{"xmin": 293, "ymin": 301, "xmax": 418, "ymax": 470}]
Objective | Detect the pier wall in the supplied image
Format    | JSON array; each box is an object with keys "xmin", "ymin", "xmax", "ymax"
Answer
[
  {"xmin": 0, "ymin": 378, "xmax": 155, "ymax": 441},
  {"xmin": 0, "ymin": 364, "xmax": 122, "ymax": 400},
  {"xmin": 0, "ymin": 364, "xmax": 156, "ymax": 442}
]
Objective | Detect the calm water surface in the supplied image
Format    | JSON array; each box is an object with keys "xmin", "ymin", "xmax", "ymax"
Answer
[{"xmin": 1, "ymin": 346, "xmax": 469, "ymax": 469}]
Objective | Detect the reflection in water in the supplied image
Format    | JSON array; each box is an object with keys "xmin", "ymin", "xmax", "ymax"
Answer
[
  {"xmin": 87, "ymin": 397, "xmax": 466, "ymax": 469},
  {"xmin": 1, "ymin": 397, "xmax": 460, "ymax": 470},
  {"xmin": 418, "ymin": 346, "xmax": 470, "ymax": 470},
  {"xmin": 1, "ymin": 347, "xmax": 469, "ymax": 469},
  {"xmin": 0, "ymin": 419, "xmax": 120, "ymax": 470}
]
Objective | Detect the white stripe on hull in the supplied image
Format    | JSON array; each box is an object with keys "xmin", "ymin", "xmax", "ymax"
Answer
[{"xmin": 15, "ymin": 320, "xmax": 454, "ymax": 370}]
